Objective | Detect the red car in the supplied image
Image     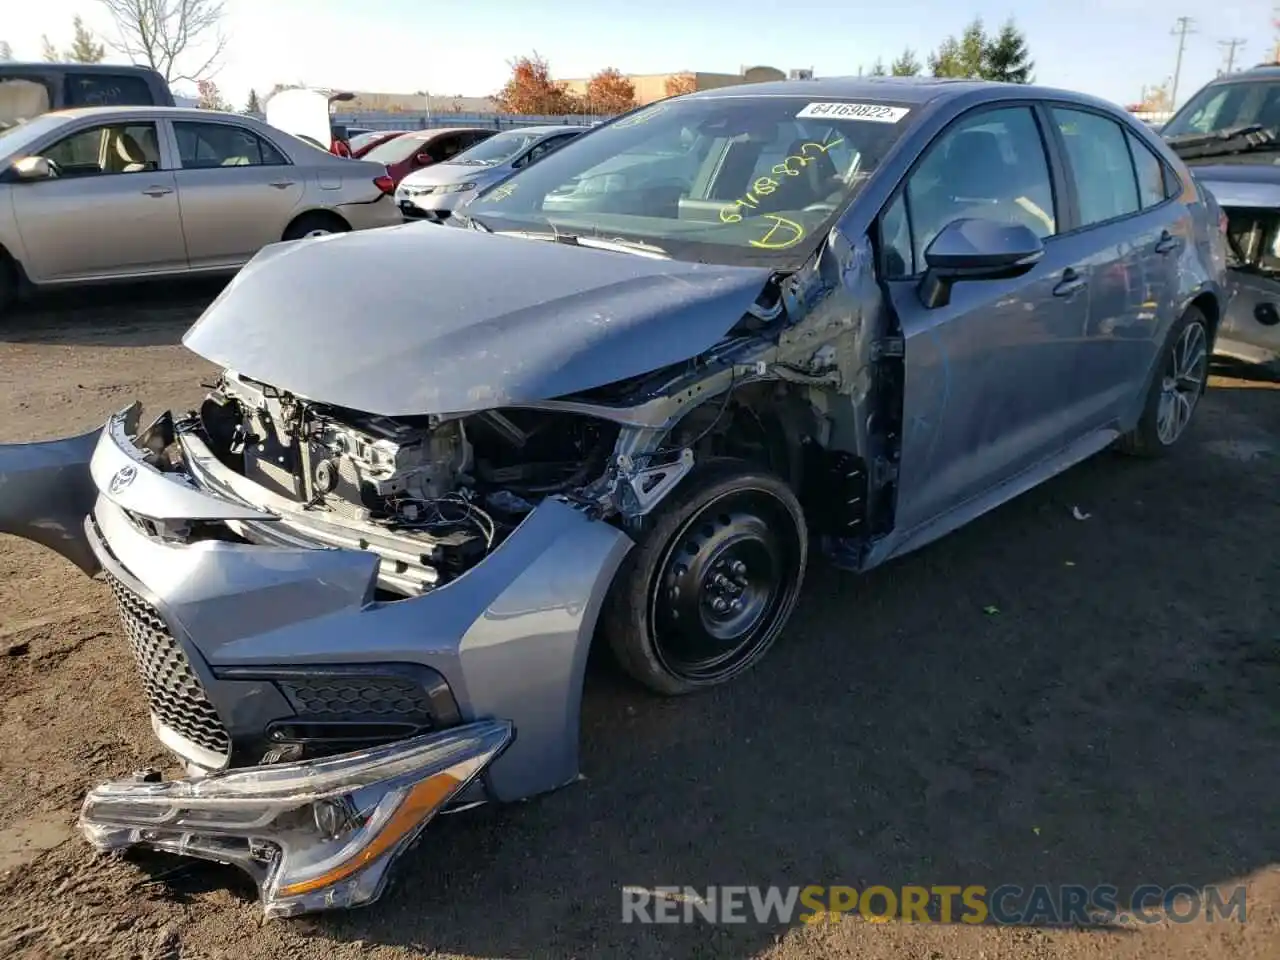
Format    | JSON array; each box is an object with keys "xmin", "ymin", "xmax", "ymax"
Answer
[
  {"xmin": 357, "ymin": 127, "xmax": 497, "ymax": 186},
  {"xmin": 350, "ymin": 130, "xmax": 410, "ymax": 157}
]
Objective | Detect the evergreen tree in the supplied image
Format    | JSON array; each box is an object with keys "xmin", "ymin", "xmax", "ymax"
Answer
[
  {"xmin": 66, "ymin": 16, "xmax": 105, "ymax": 63},
  {"xmin": 984, "ymin": 19, "xmax": 1034, "ymax": 84},
  {"xmin": 890, "ymin": 48, "xmax": 921, "ymax": 77},
  {"xmin": 928, "ymin": 36, "xmax": 964, "ymax": 77},
  {"xmin": 959, "ymin": 18, "xmax": 988, "ymax": 78},
  {"xmin": 869, "ymin": 58, "xmax": 887, "ymax": 77},
  {"xmin": 245, "ymin": 88, "xmax": 262, "ymax": 113}
]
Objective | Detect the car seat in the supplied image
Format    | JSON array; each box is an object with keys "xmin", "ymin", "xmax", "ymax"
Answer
[
  {"xmin": 756, "ymin": 138, "xmax": 841, "ymax": 213},
  {"xmin": 110, "ymin": 130, "xmax": 154, "ymax": 173}
]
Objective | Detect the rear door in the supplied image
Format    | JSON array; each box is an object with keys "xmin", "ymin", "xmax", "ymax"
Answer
[
  {"xmin": 881, "ymin": 103, "xmax": 1089, "ymax": 535},
  {"xmin": 11, "ymin": 119, "xmax": 187, "ymax": 281},
  {"xmin": 1043, "ymin": 104, "xmax": 1186, "ymax": 427},
  {"xmin": 168, "ymin": 119, "xmax": 304, "ymax": 268}
]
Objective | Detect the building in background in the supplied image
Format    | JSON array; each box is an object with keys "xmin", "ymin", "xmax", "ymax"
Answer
[{"xmin": 560, "ymin": 65, "xmax": 799, "ymax": 106}]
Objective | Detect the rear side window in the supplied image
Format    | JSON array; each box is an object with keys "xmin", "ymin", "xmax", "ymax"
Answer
[
  {"xmin": 174, "ymin": 121, "xmax": 289, "ymax": 168},
  {"xmin": 1126, "ymin": 130, "xmax": 1168, "ymax": 210},
  {"xmin": 64, "ymin": 73, "xmax": 156, "ymax": 107},
  {"xmin": 1050, "ymin": 107, "xmax": 1139, "ymax": 227}
]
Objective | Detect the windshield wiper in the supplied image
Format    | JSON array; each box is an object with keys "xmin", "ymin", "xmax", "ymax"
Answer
[
  {"xmin": 496, "ymin": 230, "xmax": 670, "ymax": 259},
  {"xmin": 1167, "ymin": 124, "xmax": 1280, "ymax": 160}
]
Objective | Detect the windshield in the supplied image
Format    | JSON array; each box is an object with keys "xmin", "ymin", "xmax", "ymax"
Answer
[
  {"xmin": 361, "ymin": 133, "xmax": 431, "ymax": 164},
  {"xmin": 462, "ymin": 96, "xmax": 916, "ymax": 268},
  {"xmin": 0, "ymin": 110, "xmax": 64, "ymax": 152},
  {"xmin": 1163, "ymin": 78, "xmax": 1280, "ymax": 139},
  {"xmin": 449, "ymin": 130, "xmax": 543, "ymax": 165}
]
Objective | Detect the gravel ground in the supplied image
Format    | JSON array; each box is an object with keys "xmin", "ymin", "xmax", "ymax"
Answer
[{"xmin": 0, "ymin": 282, "xmax": 1277, "ymax": 960}]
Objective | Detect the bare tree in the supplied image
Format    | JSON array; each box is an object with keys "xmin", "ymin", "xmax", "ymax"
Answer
[{"xmin": 98, "ymin": 0, "xmax": 228, "ymax": 83}]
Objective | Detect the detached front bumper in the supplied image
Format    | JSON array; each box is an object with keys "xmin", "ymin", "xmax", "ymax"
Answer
[
  {"xmin": 83, "ymin": 721, "xmax": 512, "ymax": 918},
  {"xmin": 0, "ymin": 404, "xmax": 633, "ymax": 916}
]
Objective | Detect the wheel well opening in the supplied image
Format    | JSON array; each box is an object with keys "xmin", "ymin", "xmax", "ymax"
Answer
[
  {"xmin": 283, "ymin": 209, "xmax": 349, "ymax": 239},
  {"xmin": 1191, "ymin": 291, "xmax": 1220, "ymax": 340}
]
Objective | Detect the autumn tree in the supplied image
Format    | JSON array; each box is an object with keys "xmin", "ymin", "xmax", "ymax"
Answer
[
  {"xmin": 196, "ymin": 78, "xmax": 230, "ymax": 110},
  {"xmin": 493, "ymin": 52, "xmax": 578, "ymax": 115},
  {"xmin": 664, "ymin": 72, "xmax": 697, "ymax": 97},
  {"xmin": 984, "ymin": 19, "xmax": 1034, "ymax": 83},
  {"xmin": 244, "ymin": 88, "xmax": 261, "ymax": 113},
  {"xmin": 98, "ymin": 0, "xmax": 227, "ymax": 83},
  {"xmin": 890, "ymin": 48, "xmax": 921, "ymax": 76},
  {"xmin": 584, "ymin": 67, "xmax": 636, "ymax": 114}
]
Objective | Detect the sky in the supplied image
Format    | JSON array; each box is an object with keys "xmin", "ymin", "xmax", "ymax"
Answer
[{"xmin": 4, "ymin": 0, "xmax": 1276, "ymax": 111}]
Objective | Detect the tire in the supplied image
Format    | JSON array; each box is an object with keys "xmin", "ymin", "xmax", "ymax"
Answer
[
  {"xmin": 1116, "ymin": 305, "xmax": 1211, "ymax": 458},
  {"xmin": 600, "ymin": 457, "xmax": 808, "ymax": 696},
  {"xmin": 282, "ymin": 212, "xmax": 350, "ymax": 242},
  {"xmin": 0, "ymin": 255, "xmax": 15, "ymax": 316}
]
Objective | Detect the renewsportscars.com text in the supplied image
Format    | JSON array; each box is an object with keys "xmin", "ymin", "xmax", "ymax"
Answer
[{"xmin": 620, "ymin": 884, "xmax": 1247, "ymax": 925}]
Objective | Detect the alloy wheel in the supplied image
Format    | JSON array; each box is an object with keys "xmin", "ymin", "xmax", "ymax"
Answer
[{"xmin": 1156, "ymin": 320, "xmax": 1208, "ymax": 446}]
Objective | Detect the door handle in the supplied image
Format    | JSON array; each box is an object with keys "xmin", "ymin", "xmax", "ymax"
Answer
[
  {"xmin": 268, "ymin": 180, "xmax": 296, "ymax": 189},
  {"xmin": 1154, "ymin": 230, "xmax": 1180, "ymax": 255},
  {"xmin": 141, "ymin": 185, "xmax": 173, "ymax": 197},
  {"xmin": 1052, "ymin": 268, "xmax": 1087, "ymax": 298}
]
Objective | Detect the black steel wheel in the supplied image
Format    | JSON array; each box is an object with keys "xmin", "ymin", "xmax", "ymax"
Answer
[{"xmin": 601, "ymin": 458, "xmax": 807, "ymax": 695}]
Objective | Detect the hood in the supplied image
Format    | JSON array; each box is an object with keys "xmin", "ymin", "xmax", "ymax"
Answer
[
  {"xmin": 183, "ymin": 224, "xmax": 772, "ymax": 417},
  {"xmin": 399, "ymin": 161, "xmax": 507, "ymax": 189},
  {"xmin": 1190, "ymin": 162, "xmax": 1280, "ymax": 208}
]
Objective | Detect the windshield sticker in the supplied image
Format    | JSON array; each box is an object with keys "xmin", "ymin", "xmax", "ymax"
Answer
[
  {"xmin": 613, "ymin": 104, "xmax": 667, "ymax": 129},
  {"xmin": 796, "ymin": 102, "xmax": 909, "ymax": 123},
  {"xmin": 749, "ymin": 214, "xmax": 805, "ymax": 250},
  {"xmin": 720, "ymin": 135, "xmax": 845, "ymax": 224}
]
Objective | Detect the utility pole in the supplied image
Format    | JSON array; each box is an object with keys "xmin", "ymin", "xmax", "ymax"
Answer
[
  {"xmin": 1218, "ymin": 38, "xmax": 1246, "ymax": 74},
  {"xmin": 1170, "ymin": 16, "xmax": 1196, "ymax": 111}
]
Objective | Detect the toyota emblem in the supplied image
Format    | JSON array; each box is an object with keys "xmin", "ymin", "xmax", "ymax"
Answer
[{"xmin": 108, "ymin": 465, "xmax": 137, "ymax": 494}]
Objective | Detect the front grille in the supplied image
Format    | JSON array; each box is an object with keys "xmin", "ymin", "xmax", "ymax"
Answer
[
  {"xmin": 105, "ymin": 573, "xmax": 231, "ymax": 757},
  {"xmin": 278, "ymin": 676, "xmax": 434, "ymax": 723}
]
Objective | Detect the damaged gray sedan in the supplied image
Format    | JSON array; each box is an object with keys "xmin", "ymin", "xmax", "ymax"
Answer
[{"xmin": 0, "ymin": 77, "xmax": 1227, "ymax": 918}]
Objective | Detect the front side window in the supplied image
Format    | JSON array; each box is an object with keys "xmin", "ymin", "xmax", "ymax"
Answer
[
  {"xmin": 1051, "ymin": 107, "xmax": 1139, "ymax": 227},
  {"xmin": 0, "ymin": 78, "xmax": 53, "ymax": 130},
  {"xmin": 42, "ymin": 122, "xmax": 161, "ymax": 175},
  {"xmin": 361, "ymin": 133, "xmax": 428, "ymax": 165},
  {"xmin": 523, "ymin": 132, "xmax": 579, "ymax": 165},
  {"xmin": 464, "ymin": 96, "xmax": 918, "ymax": 268},
  {"xmin": 901, "ymin": 106, "xmax": 1056, "ymax": 272},
  {"xmin": 174, "ymin": 122, "xmax": 288, "ymax": 169}
]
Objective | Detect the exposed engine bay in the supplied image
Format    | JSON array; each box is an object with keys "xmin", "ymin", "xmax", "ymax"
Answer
[
  {"xmin": 1224, "ymin": 206, "xmax": 1280, "ymax": 281},
  {"xmin": 184, "ymin": 371, "xmax": 621, "ymax": 595}
]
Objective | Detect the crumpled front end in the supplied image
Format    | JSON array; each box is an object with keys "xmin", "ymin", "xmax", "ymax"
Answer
[
  {"xmin": 82, "ymin": 721, "xmax": 512, "ymax": 919},
  {"xmin": 0, "ymin": 400, "xmax": 633, "ymax": 916}
]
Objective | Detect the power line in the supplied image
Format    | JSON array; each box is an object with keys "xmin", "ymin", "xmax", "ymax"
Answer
[
  {"xmin": 1170, "ymin": 16, "xmax": 1197, "ymax": 111},
  {"xmin": 1218, "ymin": 38, "xmax": 1247, "ymax": 74}
]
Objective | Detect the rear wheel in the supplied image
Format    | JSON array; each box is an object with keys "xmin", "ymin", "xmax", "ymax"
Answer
[
  {"xmin": 601, "ymin": 458, "xmax": 808, "ymax": 696},
  {"xmin": 282, "ymin": 212, "xmax": 350, "ymax": 241},
  {"xmin": 1117, "ymin": 306, "xmax": 1210, "ymax": 457}
]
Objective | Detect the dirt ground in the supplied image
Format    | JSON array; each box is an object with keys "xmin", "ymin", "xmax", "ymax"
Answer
[{"xmin": 0, "ymin": 282, "xmax": 1277, "ymax": 960}]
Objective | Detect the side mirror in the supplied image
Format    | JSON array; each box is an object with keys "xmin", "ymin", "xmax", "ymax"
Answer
[
  {"xmin": 12, "ymin": 156, "xmax": 52, "ymax": 181},
  {"xmin": 919, "ymin": 218, "xmax": 1045, "ymax": 309}
]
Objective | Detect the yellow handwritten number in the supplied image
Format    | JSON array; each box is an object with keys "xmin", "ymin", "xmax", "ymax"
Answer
[
  {"xmin": 488, "ymin": 183, "xmax": 518, "ymax": 202},
  {"xmin": 749, "ymin": 215, "xmax": 805, "ymax": 250},
  {"xmin": 613, "ymin": 105, "xmax": 666, "ymax": 129}
]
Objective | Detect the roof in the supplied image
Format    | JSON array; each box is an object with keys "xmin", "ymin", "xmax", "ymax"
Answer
[
  {"xmin": 683, "ymin": 75, "xmax": 1120, "ymax": 109},
  {"xmin": 0, "ymin": 61, "xmax": 164, "ymax": 77},
  {"xmin": 1203, "ymin": 64, "xmax": 1280, "ymax": 81},
  {"xmin": 35, "ymin": 105, "xmax": 260, "ymax": 122},
  {"xmin": 493, "ymin": 124, "xmax": 584, "ymax": 134},
  {"xmin": 402, "ymin": 127, "xmax": 496, "ymax": 139}
]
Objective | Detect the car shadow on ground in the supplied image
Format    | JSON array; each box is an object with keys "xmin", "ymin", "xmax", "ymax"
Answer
[
  {"xmin": 1, "ymin": 280, "xmax": 224, "ymax": 347},
  {"xmin": 229, "ymin": 379, "xmax": 1274, "ymax": 958}
]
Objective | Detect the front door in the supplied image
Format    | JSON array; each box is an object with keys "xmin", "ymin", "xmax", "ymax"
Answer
[
  {"xmin": 881, "ymin": 104, "xmax": 1089, "ymax": 536},
  {"xmin": 11, "ymin": 120, "xmax": 187, "ymax": 282},
  {"xmin": 169, "ymin": 120, "xmax": 304, "ymax": 269}
]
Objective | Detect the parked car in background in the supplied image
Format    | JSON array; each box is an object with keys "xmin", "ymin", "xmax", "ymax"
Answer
[
  {"xmin": 358, "ymin": 127, "xmax": 497, "ymax": 187},
  {"xmin": 350, "ymin": 129, "xmax": 410, "ymax": 156},
  {"xmin": 0, "ymin": 77, "xmax": 1226, "ymax": 918},
  {"xmin": 0, "ymin": 105, "xmax": 401, "ymax": 310},
  {"xmin": 1162, "ymin": 63, "xmax": 1280, "ymax": 367},
  {"xmin": 396, "ymin": 124, "xmax": 583, "ymax": 221},
  {"xmin": 0, "ymin": 62, "xmax": 173, "ymax": 131}
]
